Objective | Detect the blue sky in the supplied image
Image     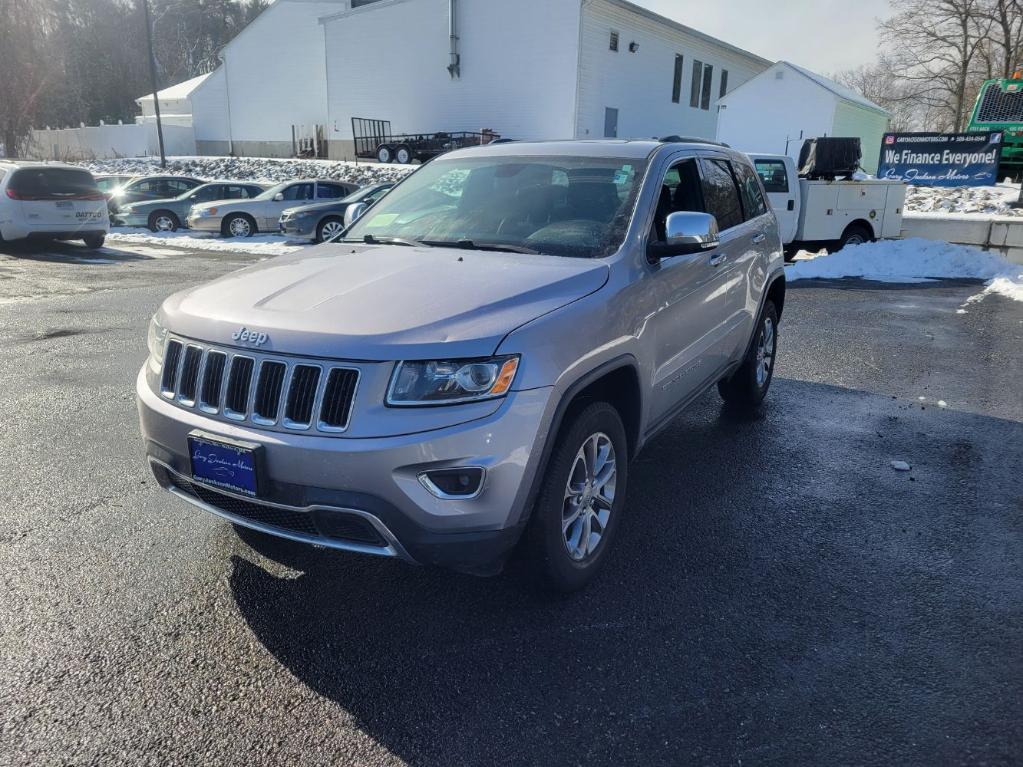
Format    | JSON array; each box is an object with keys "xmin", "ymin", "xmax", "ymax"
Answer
[{"xmin": 641, "ymin": 0, "xmax": 892, "ymax": 75}]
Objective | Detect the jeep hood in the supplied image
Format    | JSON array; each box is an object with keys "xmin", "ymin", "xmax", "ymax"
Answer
[{"xmin": 160, "ymin": 244, "xmax": 609, "ymax": 359}]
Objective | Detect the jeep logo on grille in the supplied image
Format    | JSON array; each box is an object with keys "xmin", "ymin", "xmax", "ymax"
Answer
[{"xmin": 232, "ymin": 327, "xmax": 269, "ymax": 346}]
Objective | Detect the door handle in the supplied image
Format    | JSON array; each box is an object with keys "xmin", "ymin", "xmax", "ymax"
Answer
[
  {"xmin": 752, "ymin": 233, "xmax": 766, "ymax": 244},
  {"xmin": 709, "ymin": 253, "xmax": 726, "ymax": 266},
  {"xmin": 787, "ymin": 199, "xmax": 795, "ymax": 211}
]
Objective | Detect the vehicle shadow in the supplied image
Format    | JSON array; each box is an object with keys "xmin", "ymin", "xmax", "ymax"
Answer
[
  {"xmin": 0, "ymin": 238, "xmax": 154, "ymax": 263},
  {"xmin": 226, "ymin": 378, "xmax": 1023, "ymax": 765}
]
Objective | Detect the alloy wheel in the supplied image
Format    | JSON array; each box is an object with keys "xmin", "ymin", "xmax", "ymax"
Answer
[
  {"xmin": 154, "ymin": 215, "xmax": 175, "ymax": 232},
  {"xmin": 755, "ymin": 316, "xmax": 776, "ymax": 387},
  {"xmin": 229, "ymin": 217, "xmax": 252, "ymax": 237},
  {"xmin": 320, "ymin": 220, "xmax": 344, "ymax": 241},
  {"xmin": 562, "ymin": 432, "xmax": 617, "ymax": 561}
]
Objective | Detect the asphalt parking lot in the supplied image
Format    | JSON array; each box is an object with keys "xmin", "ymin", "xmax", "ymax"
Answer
[{"xmin": 1, "ymin": 239, "xmax": 1021, "ymax": 766}]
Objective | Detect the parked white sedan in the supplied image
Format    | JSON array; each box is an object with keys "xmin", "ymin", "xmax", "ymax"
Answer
[{"xmin": 186, "ymin": 179, "xmax": 358, "ymax": 237}]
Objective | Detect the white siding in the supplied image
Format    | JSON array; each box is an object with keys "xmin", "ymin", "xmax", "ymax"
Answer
[
  {"xmin": 217, "ymin": 0, "xmax": 346, "ymax": 154},
  {"xmin": 575, "ymin": 0, "xmax": 769, "ymax": 141},
  {"xmin": 832, "ymin": 100, "xmax": 890, "ymax": 174},
  {"xmin": 190, "ymin": 67, "xmax": 231, "ymax": 145},
  {"xmin": 716, "ymin": 63, "xmax": 837, "ymax": 160},
  {"xmin": 322, "ymin": 0, "xmax": 581, "ymax": 152}
]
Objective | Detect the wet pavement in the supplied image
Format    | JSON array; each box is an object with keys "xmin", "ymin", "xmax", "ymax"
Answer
[{"xmin": 1, "ymin": 240, "xmax": 1020, "ymax": 766}]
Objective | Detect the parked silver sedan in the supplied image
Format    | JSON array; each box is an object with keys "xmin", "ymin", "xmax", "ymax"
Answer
[{"xmin": 186, "ymin": 179, "xmax": 359, "ymax": 237}]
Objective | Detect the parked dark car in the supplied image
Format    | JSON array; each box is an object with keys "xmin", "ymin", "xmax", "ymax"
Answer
[
  {"xmin": 93, "ymin": 174, "xmax": 135, "ymax": 195},
  {"xmin": 108, "ymin": 175, "xmax": 203, "ymax": 213},
  {"xmin": 279, "ymin": 182, "xmax": 394, "ymax": 242},
  {"xmin": 112, "ymin": 181, "xmax": 268, "ymax": 231}
]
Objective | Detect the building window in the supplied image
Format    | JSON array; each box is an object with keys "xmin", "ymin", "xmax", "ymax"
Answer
[
  {"xmin": 604, "ymin": 107, "xmax": 619, "ymax": 138},
  {"xmin": 609, "ymin": 31, "xmax": 619, "ymax": 52},
  {"xmin": 720, "ymin": 69, "xmax": 729, "ymax": 98},
  {"xmin": 672, "ymin": 54, "xmax": 684, "ymax": 103},
  {"xmin": 691, "ymin": 61, "xmax": 715, "ymax": 110},
  {"xmin": 690, "ymin": 60, "xmax": 703, "ymax": 108}
]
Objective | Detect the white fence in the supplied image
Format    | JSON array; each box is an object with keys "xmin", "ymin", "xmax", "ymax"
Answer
[{"xmin": 26, "ymin": 121, "xmax": 195, "ymax": 161}]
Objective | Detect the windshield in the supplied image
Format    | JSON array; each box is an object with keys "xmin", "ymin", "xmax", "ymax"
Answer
[
  {"xmin": 344, "ymin": 184, "xmax": 390, "ymax": 203},
  {"xmin": 343, "ymin": 154, "xmax": 647, "ymax": 258},
  {"xmin": 255, "ymin": 182, "xmax": 289, "ymax": 201}
]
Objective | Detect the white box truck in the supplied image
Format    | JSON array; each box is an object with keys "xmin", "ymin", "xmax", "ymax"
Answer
[{"xmin": 748, "ymin": 153, "xmax": 906, "ymax": 259}]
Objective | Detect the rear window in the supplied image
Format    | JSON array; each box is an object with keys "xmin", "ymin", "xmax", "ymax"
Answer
[{"xmin": 9, "ymin": 168, "xmax": 101, "ymax": 200}]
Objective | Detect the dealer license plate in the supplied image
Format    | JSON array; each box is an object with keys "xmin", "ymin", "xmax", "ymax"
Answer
[{"xmin": 188, "ymin": 433, "xmax": 260, "ymax": 497}]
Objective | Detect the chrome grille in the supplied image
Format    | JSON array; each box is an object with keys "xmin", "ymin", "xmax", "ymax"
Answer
[{"xmin": 159, "ymin": 337, "xmax": 360, "ymax": 434}]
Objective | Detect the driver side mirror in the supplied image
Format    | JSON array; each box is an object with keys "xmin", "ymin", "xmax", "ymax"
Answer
[
  {"xmin": 648, "ymin": 211, "xmax": 720, "ymax": 261},
  {"xmin": 273, "ymin": 192, "xmax": 284, "ymax": 202},
  {"xmin": 344, "ymin": 202, "xmax": 369, "ymax": 227}
]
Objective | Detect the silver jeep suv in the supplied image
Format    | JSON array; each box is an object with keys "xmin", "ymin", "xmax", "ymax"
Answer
[{"xmin": 137, "ymin": 139, "xmax": 785, "ymax": 591}]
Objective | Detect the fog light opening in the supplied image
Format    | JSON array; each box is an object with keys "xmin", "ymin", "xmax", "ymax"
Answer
[{"xmin": 418, "ymin": 467, "xmax": 486, "ymax": 499}]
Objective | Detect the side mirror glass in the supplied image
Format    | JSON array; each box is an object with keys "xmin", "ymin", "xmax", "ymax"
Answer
[
  {"xmin": 344, "ymin": 202, "xmax": 369, "ymax": 227},
  {"xmin": 273, "ymin": 192, "xmax": 285, "ymax": 202},
  {"xmin": 649, "ymin": 211, "xmax": 720, "ymax": 261}
]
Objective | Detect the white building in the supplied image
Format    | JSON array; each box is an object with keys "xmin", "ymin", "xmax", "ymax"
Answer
[
  {"xmin": 716, "ymin": 61, "xmax": 891, "ymax": 174},
  {"xmin": 136, "ymin": 72, "xmax": 211, "ymax": 128},
  {"xmin": 319, "ymin": 0, "xmax": 771, "ymax": 159},
  {"xmin": 188, "ymin": 0, "xmax": 347, "ymax": 157}
]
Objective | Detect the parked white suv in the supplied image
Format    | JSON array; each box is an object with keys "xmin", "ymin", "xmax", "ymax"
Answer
[{"xmin": 0, "ymin": 162, "xmax": 109, "ymax": 248}]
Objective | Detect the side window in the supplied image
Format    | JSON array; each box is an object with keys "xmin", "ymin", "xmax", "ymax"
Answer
[
  {"xmin": 753, "ymin": 160, "xmax": 789, "ymax": 193},
  {"xmin": 317, "ymin": 183, "xmax": 345, "ymax": 199},
  {"xmin": 650, "ymin": 158, "xmax": 704, "ymax": 242},
  {"xmin": 193, "ymin": 185, "xmax": 220, "ymax": 202},
  {"xmin": 699, "ymin": 159, "xmax": 743, "ymax": 231},
  {"xmin": 165, "ymin": 179, "xmax": 193, "ymax": 196},
  {"xmin": 734, "ymin": 162, "xmax": 768, "ymax": 219},
  {"xmin": 282, "ymin": 183, "xmax": 314, "ymax": 201},
  {"xmin": 135, "ymin": 179, "xmax": 158, "ymax": 194}
]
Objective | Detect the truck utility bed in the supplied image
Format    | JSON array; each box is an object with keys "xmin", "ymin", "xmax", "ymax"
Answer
[{"xmin": 797, "ymin": 178, "xmax": 906, "ymax": 242}]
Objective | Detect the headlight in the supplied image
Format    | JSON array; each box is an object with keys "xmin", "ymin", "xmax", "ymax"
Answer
[
  {"xmin": 196, "ymin": 207, "xmax": 217, "ymax": 217},
  {"xmin": 386, "ymin": 356, "xmax": 520, "ymax": 406},
  {"xmin": 147, "ymin": 314, "xmax": 167, "ymax": 373}
]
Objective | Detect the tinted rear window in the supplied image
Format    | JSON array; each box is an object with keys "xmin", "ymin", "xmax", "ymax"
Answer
[{"xmin": 9, "ymin": 168, "xmax": 100, "ymax": 199}]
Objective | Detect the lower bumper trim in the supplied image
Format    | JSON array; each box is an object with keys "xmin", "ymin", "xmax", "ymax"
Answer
[{"xmin": 151, "ymin": 458, "xmax": 418, "ymax": 563}]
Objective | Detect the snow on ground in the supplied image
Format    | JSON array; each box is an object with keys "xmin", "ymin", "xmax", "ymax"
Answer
[
  {"xmin": 106, "ymin": 228, "xmax": 304, "ymax": 257},
  {"xmin": 904, "ymin": 182, "xmax": 1023, "ymax": 216},
  {"xmin": 81, "ymin": 155, "xmax": 416, "ymax": 186},
  {"xmin": 788, "ymin": 238, "xmax": 1023, "ymax": 305}
]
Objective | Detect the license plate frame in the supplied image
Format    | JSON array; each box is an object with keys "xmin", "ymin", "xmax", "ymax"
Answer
[{"xmin": 187, "ymin": 430, "xmax": 263, "ymax": 497}]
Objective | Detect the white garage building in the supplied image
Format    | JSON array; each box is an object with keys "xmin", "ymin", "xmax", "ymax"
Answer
[
  {"xmin": 188, "ymin": 0, "xmax": 347, "ymax": 157},
  {"xmin": 319, "ymin": 0, "xmax": 771, "ymax": 159},
  {"xmin": 716, "ymin": 61, "xmax": 891, "ymax": 174}
]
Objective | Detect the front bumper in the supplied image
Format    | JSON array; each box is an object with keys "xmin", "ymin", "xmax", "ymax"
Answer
[
  {"xmin": 279, "ymin": 218, "xmax": 316, "ymax": 238},
  {"xmin": 112, "ymin": 213, "xmax": 149, "ymax": 228},
  {"xmin": 186, "ymin": 215, "xmax": 223, "ymax": 233},
  {"xmin": 137, "ymin": 367, "xmax": 554, "ymax": 570}
]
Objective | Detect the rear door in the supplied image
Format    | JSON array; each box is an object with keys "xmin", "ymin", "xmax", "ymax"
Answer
[
  {"xmin": 8, "ymin": 168, "xmax": 106, "ymax": 230},
  {"xmin": 753, "ymin": 157, "xmax": 798, "ymax": 243},
  {"xmin": 263, "ymin": 182, "xmax": 313, "ymax": 228}
]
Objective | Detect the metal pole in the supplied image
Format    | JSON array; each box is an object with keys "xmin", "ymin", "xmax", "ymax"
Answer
[{"xmin": 142, "ymin": 0, "xmax": 166, "ymax": 168}]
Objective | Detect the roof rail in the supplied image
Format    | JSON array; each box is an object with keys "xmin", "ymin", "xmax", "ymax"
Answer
[{"xmin": 658, "ymin": 135, "xmax": 731, "ymax": 148}]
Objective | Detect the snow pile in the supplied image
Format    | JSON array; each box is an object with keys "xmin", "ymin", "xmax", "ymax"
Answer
[
  {"xmin": 788, "ymin": 238, "xmax": 1023, "ymax": 303},
  {"xmin": 106, "ymin": 228, "xmax": 303, "ymax": 257},
  {"xmin": 904, "ymin": 183, "xmax": 1023, "ymax": 216},
  {"xmin": 80, "ymin": 155, "xmax": 416, "ymax": 186}
]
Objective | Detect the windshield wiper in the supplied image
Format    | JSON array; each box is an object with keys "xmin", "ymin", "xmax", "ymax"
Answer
[
  {"xmin": 425, "ymin": 239, "xmax": 541, "ymax": 255},
  {"xmin": 341, "ymin": 234, "xmax": 428, "ymax": 247}
]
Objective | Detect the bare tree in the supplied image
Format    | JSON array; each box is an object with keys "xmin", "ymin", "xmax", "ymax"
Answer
[
  {"xmin": 0, "ymin": 0, "xmax": 56, "ymax": 156},
  {"xmin": 835, "ymin": 57, "xmax": 921, "ymax": 131},
  {"xmin": 880, "ymin": 0, "xmax": 993, "ymax": 130}
]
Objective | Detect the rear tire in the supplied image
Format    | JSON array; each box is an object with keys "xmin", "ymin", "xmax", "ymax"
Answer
[
  {"xmin": 83, "ymin": 233, "xmax": 105, "ymax": 249},
  {"xmin": 148, "ymin": 210, "xmax": 179, "ymax": 232},
  {"xmin": 835, "ymin": 222, "xmax": 873, "ymax": 251},
  {"xmin": 223, "ymin": 213, "xmax": 256, "ymax": 238},
  {"xmin": 718, "ymin": 300, "xmax": 778, "ymax": 410},
  {"xmin": 395, "ymin": 145, "xmax": 412, "ymax": 164},
  {"xmin": 520, "ymin": 401, "xmax": 628, "ymax": 593},
  {"xmin": 316, "ymin": 215, "xmax": 344, "ymax": 243},
  {"xmin": 376, "ymin": 144, "xmax": 394, "ymax": 164}
]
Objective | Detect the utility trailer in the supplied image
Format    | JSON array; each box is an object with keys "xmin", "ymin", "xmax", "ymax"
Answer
[{"xmin": 351, "ymin": 117, "xmax": 499, "ymax": 165}]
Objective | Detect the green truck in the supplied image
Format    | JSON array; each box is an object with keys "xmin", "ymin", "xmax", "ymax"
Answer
[{"xmin": 967, "ymin": 75, "xmax": 1023, "ymax": 179}]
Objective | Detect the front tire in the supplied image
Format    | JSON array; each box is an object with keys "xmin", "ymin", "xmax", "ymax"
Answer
[
  {"xmin": 316, "ymin": 215, "xmax": 344, "ymax": 243},
  {"xmin": 718, "ymin": 300, "xmax": 778, "ymax": 409},
  {"xmin": 522, "ymin": 401, "xmax": 628, "ymax": 592},
  {"xmin": 223, "ymin": 213, "xmax": 256, "ymax": 238},
  {"xmin": 83, "ymin": 233, "xmax": 105, "ymax": 249},
  {"xmin": 376, "ymin": 144, "xmax": 394, "ymax": 164},
  {"xmin": 148, "ymin": 210, "xmax": 179, "ymax": 232}
]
